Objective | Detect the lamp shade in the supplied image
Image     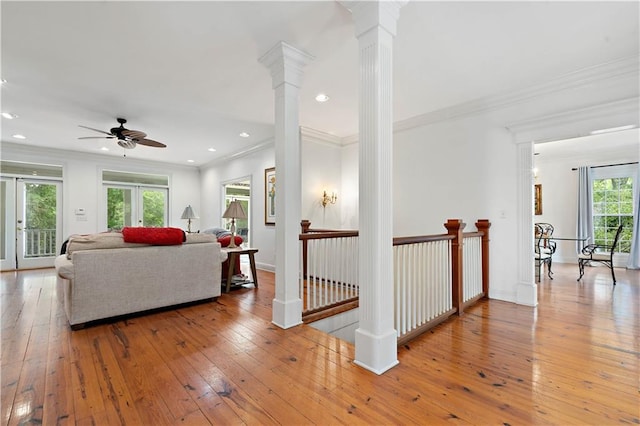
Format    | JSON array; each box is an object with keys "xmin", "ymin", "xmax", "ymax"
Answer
[
  {"xmin": 181, "ymin": 205, "xmax": 198, "ymax": 220},
  {"xmin": 222, "ymin": 200, "xmax": 247, "ymax": 219}
]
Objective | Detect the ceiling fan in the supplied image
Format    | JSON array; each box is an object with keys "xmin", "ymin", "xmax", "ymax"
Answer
[{"xmin": 78, "ymin": 118, "xmax": 166, "ymax": 149}]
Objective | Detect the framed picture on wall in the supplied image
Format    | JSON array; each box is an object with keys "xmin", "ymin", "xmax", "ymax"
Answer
[
  {"xmin": 265, "ymin": 167, "xmax": 276, "ymax": 225},
  {"xmin": 534, "ymin": 184, "xmax": 542, "ymax": 215}
]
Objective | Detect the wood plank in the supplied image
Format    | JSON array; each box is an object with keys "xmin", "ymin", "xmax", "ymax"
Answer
[
  {"xmin": 0, "ymin": 263, "xmax": 638, "ymax": 425},
  {"xmin": 42, "ymin": 300, "xmax": 76, "ymax": 425}
]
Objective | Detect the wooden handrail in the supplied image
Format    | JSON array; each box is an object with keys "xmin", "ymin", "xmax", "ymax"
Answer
[
  {"xmin": 300, "ymin": 218, "xmax": 492, "ymax": 332},
  {"xmin": 299, "ymin": 231, "xmax": 359, "ymax": 241},
  {"xmin": 393, "ymin": 234, "xmax": 454, "ymax": 245},
  {"xmin": 463, "ymin": 231, "xmax": 484, "ymax": 238}
]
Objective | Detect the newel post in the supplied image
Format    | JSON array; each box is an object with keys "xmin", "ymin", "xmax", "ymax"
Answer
[
  {"xmin": 300, "ymin": 220, "xmax": 310, "ymax": 278},
  {"xmin": 445, "ymin": 219, "xmax": 466, "ymax": 315},
  {"xmin": 475, "ymin": 219, "xmax": 491, "ymax": 297}
]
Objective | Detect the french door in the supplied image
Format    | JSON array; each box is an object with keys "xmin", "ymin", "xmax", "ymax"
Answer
[
  {"xmin": 104, "ymin": 185, "xmax": 168, "ymax": 229},
  {"xmin": 1, "ymin": 177, "xmax": 17, "ymax": 270},
  {"xmin": 223, "ymin": 177, "xmax": 251, "ymax": 246},
  {"xmin": 1, "ymin": 178, "xmax": 62, "ymax": 270}
]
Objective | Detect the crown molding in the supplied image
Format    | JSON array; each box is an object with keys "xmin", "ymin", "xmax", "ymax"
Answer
[
  {"xmin": 506, "ymin": 97, "xmax": 639, "ymax": 134},
  {"xmin": 300, "ymin": 126, "xmax": 343, "ymax": 147},
  {"xmin": 341, "ymin": 133, "xmax": 360, "ymax": 146},
  {"xmin": 200, "ymin": 137, "xmax": 274, "ymax": 168},
  {"xmin": 0, "ymin": 141, "xmax": 198, "ymax": 172},
  {"xmin": 338, "ymin": 54, "xmax": 639, "ymax": 143},
  {"xmin": 395, "ymin": 55, "xmax": 639, "ymax": 133},
  {"xmin": 506, "ymin": 97, "xmax": 639, "ymax": 144}
]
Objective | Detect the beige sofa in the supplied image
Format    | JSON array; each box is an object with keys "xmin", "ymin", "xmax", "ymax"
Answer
[{"xmin": 54, "ymin": 232, "xmax": 227, "ymax": 329}]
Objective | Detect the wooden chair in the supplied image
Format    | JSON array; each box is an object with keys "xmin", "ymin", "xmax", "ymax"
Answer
[
  {"xmin": 534, "ymin": 224, "xmax": 553, "ymax": 282},
  {"xmin": 577, "ymin": 224, "xmax": 623, "ymax": 285}
]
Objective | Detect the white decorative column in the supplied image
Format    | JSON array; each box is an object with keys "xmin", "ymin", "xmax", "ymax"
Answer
[
  {"xmin": 342, "ymin": 0, "xmax": 405, "ymax": 374},
  {"xmin": 515, "ymin": 140, "xmax": 538, "ymax": 306},
  {"xmin": 259, "ymin": 42, "xmax": 314, "ymax": 328}
]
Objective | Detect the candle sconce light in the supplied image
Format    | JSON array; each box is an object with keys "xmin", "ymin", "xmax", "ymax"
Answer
[{"xmin": 321, "ymin": 190, "xmax": 337, "ymax": 208}]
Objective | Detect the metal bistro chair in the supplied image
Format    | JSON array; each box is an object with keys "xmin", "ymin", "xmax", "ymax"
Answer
[
  {"xmin": 534, "ymin": 224, "xmax": 553, "ymax": 282},
  {"xmin": 577, "ymin": 224, "xmax": 623, "ymax": 285}
]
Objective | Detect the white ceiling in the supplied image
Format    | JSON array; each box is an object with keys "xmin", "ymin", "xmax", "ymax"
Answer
[{"xmin": 2, "ymin": 1, "xmax": 638, "ymax": 166}]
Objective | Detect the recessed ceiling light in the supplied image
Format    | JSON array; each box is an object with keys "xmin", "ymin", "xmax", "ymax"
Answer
[
  {"xmin": 12, "ymin": 134, "xmax": 26, "ymax": 139},
  {"xmin": 590, "ymin": 124, "xmax": 636, "ymax": 135},
  {"xmin": 187, "ymin": 159, "xmax": 195, "ymax": 163},
  {"xmin": 1, "ymin": 78, "xmax": 7, "ymax": 84},
  {"xmin": 100, "ymin": 146, "xmax": 109, "ymax": 151},
  {"xmin": 208, "ymin": 147, "xmax": 217, "ymax": 152},
  {"xmin": 1, "ymin": 112, "xmax": 17, "ymax": 119},
  {"xmin": 239, "ymin": 132, "xmax": 250, "ymax": 138},
  {"xmin": 315, "ymin": 93, "xmax": 330, "ymax": 102}
]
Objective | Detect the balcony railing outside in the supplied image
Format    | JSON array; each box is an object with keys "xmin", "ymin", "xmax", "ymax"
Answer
[{"xmin": 24, "ymin": 228, "xmax": 57, "ymax": 258}]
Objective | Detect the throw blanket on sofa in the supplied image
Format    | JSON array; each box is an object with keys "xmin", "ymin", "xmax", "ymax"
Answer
[{"xmin": 122, "ymin": 227, "xmax": 186, "ymax": 245}]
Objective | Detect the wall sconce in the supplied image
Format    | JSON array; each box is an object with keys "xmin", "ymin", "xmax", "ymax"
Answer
[
  {"xmin": 181, "ymin": 205, "xmax": 198, "ymax": 233},
  {"xmin": 321, "ymin": 190, "xmax": 337, "ymax": 208}
]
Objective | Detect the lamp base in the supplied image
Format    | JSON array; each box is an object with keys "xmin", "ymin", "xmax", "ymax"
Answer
[{"xmin": 228, "ymin": 220, "xmax": 237, "ymax": 248}]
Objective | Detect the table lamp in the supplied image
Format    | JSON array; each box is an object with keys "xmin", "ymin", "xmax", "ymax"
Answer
[
  {"xmin": 222, "ymin": 200, "xmax": 247, "ymax": 248},
  {"xmin": 181, "ymin": 205, "xmax": 198, "ymax": 233}
]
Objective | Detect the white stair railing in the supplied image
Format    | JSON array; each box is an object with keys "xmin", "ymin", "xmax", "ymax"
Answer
[
  {"xmin": 300, "ymin": 231, "xmax": 359, "ymax": 313},
  {"xmin": 393, "ymin": 238, "xmax": 452, "ymax": 339},
  {"xmin": 462, "ymin": 235, "xmax": 483, "ymax": 303}
]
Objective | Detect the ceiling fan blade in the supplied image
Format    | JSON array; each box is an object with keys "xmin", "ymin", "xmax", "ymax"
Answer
[
  {"xmin": 78, "ymin": 136, "xmax": 115, "ymax": 140},
  {"xmin": 78, "ymin": 125, "xmax": 114, "ymax": 136},
  {"xmin": 135, "ymin": 138, "xmax": 166, "ymax": 148},
  {"xmin": 121, "ymin": 129, "xmax": 147, "ymax": 139}
]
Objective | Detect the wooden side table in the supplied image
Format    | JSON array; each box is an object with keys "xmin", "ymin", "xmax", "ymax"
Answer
[{"xmin": 223, "ymin": 247, "xmax": 259, "ymax": 293}]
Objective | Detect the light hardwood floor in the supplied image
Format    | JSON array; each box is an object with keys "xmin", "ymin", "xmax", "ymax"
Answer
[{"xmin": 1, "ymin": 263, "xmax": 638, "ymax": 425}]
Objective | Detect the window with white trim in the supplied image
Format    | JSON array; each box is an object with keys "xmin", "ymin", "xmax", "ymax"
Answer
[{"xmin": 591, "ymin": 164, "xmax": 636, "ymax": 253}]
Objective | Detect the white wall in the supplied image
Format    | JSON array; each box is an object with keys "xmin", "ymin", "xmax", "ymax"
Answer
[
  {"xmin": 301, "ymin": 138, "xmax": 342, "ymax": 229},
  {"xmin": 340, "ymin": 115, "xmax": 520, "ymax": 301},
  {"xmin": 2, "ymin": 143, "xmax": 201, "ymax": 239}
]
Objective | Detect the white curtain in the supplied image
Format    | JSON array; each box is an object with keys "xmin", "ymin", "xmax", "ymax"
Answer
[
  {"xmin": 576, "ymin": 166, "xmax": 593, "ymax": 254},
  {"xmin": 627, "ymin": 166, "xmax": 640, "ymax": 269}
]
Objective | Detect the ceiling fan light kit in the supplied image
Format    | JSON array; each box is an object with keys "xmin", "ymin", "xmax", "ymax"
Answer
[{"xmin": 78, "ymin": 117, "xmax": 167, "ymax": 150}]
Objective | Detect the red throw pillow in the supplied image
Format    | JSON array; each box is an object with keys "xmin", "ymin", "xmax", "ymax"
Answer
[
  {"xmin": 122, "ymin": 227, "xmax": 186, "ymax": 245},
  {"xmin": 218, "ymin": 235, "xmax": 243, "ymax": 247}
]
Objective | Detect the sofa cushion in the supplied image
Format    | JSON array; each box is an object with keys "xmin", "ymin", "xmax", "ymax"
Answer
[
  {"xmin": 122, "ymin": 227, "xmax": 185, "ymax": 245},
  {"xmin": 185, "ymin": 233, "xmax": 217, "ymax": 244},
  {"xmin": 202, "ymin": 227, "xmax": 231, "ymax": 238},
  {"xmin": 66, "ymin": 232, "xmax": 147, "ymax": 258}
]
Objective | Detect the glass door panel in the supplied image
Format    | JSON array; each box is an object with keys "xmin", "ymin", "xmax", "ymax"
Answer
[
  {"xmin": 106, "ymin": 186, "xmax": 134, "ymax": 230},
  {"xmin": 105, "ymin": 185, "xmax": 167, "ymax": 229},
  {"xmin": 141, "ymin": 188, "xmax": 167, "ymax": 227},
  {"xmin": 1, "ymin": 177, "xmax": 16, "ymax": 270},
  {"xmin": 17, "ymin": 180, "xmax": 62, "ymax": 269}
]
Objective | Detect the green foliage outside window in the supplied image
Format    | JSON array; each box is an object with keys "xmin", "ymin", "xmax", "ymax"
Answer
[
  {"xmin": 24, "ymin": 183, "xmax": 57, "ymax": 257},
  {"xmin": 107, "ymin": 188, "xmax": 129, "ymax": 230},
  {"xmin": 142, "ymin": 190, "xmax": 165, "ymax": 227},
  {"xmin": 25, "ymin": 183, "xmax": 56, "ymax": 229},
  {"xmin": 107, "ymin": 188, "xmax": 165, "ymax": 229},
  {"xmin": 592, "ymin": 177, "xmax": 633, "ymax": 253}
]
